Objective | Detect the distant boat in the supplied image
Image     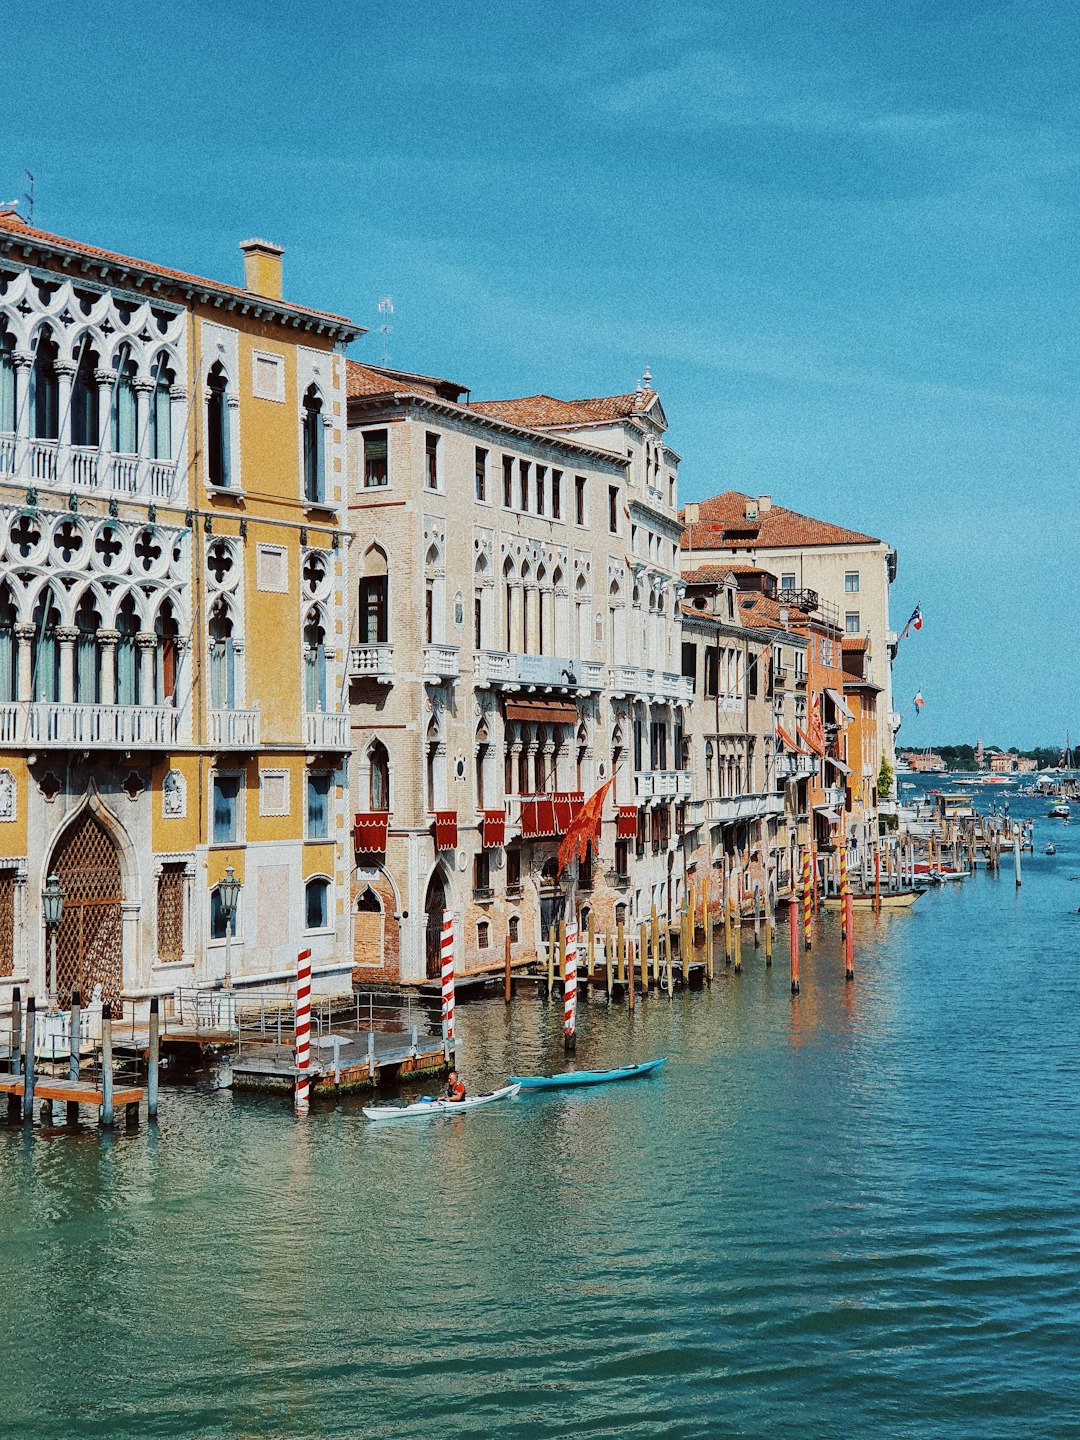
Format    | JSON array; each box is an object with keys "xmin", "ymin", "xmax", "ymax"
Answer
[
  {"xmin": 362, "ymin": 1083, "xmax": 521, "ymax": 1120},
  {"xmin": 1045, "ymin": 843, "xmax": 1056, "ymax": 856},
  {"xmin": 509, "ymin": 1059, "xmax": 666, "ymax": 1091},
  {"xmin": 1049, "ymin": 804, "xmax": 1070, "ymax": 819}
]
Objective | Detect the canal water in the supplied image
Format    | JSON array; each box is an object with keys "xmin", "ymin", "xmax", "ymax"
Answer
[{"xmin": 3, "ymin": 793, "xmax": 1079, "ymax": 1439}]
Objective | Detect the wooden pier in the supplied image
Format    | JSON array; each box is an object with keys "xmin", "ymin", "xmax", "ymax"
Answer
[{"xmin": 230, "ymin": 1030, "xmax": 450, "ymax": 1095}]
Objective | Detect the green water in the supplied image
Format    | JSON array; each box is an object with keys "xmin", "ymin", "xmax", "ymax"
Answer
[{"xmin": 3, "ymin": 802, "xmax": 1080, "ymax": 1438}]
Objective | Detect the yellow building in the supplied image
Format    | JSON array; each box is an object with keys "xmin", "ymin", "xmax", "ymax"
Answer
[{"xmin": 0, "ymin": 209, "xmax": 360, "ymax": 1019}]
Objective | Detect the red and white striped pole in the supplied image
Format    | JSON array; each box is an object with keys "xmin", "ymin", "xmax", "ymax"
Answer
[
  {"xmin": 844, "ymin": 890, "xmax": 854, "ymax": 982},
  {"xmin": 294, "ymin": 947, "xmax": 312, "ymax": 1117},
  {"xmin": 440, "ymin": 909, "xmax": 456, "ymax": 1047},
  {"xmin": 801, "ymin": 847, "xmax": 813, "ymax": 951},
  {"xmin": 563, "ymin": 921, "xmax": 578, "ymax": 1052}
]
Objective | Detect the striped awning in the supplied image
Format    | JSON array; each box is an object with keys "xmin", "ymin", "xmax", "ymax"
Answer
[{"xmin": 520, "ymin": 793, "xmax": 583, "ymax": 838}]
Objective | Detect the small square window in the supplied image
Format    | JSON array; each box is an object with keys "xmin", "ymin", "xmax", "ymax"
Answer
[
  {"xmin": 256, "ymin": 543, "xmax": 288, "ymax": 593},
  {"xmin": 252, "ymin": 351, "xmax": 284, "ymax": 402},
  {"xmin": 363, "ymin": 429, "xmax": 389, "ymax": 488}
]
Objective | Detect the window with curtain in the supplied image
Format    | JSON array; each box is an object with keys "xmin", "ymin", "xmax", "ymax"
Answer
[
  {"xmin": 208, "ymin": 599, "xmax": 235, "ymax": 709},
  {"xmin": 306, "ymin": 772, "xmax": 330, "ymax": 839},
  {"xmin": 115, "ymin": 594, "xmax": 140, "ymax": 705},
  {"xmin": 0, "ymin": 331, "xmax": 15, "ymax": 434},
  {"xmin": 302, "ymin": 385, "xmax": 325, "ymax": 502},
  {"xmin": 71, "ymin": 344, "xmax": 99, "ymax": 447},
  {"xmin": 112, "ymin": 352, "xmax": 138, "ymax": 454},
  {"xmin": 74, "ymin": 592, "xmax": 101, "ymax": 704},
  {"xmin": 151, "ymin": 355, "xmax": 172, "ymax": 460},
  {"xmin": 30, "ymin": 332, "xmax": 59, "ymax": 440},
  {"xmin": 206, "ymin": 362, "xmax": 230, "ymax": 486},
  {"xmin": 212, "ymin": 775, "xmax": 240, "ymax": 844},
  {"xmin": 156, "ymin": 600, "xmax": 179, "ymax": 705},
  {"xmin": 30, "ymin": 588, "xmax": 60, "ymax": 702},
  {"xmin": 303, "ymin": 608, "xmax": 326, "ymax": 712}
]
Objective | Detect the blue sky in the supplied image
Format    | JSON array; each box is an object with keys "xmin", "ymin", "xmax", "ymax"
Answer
[{"xmin": 5, "ymin": 1, "xmax": 1076, "ymax": 748}]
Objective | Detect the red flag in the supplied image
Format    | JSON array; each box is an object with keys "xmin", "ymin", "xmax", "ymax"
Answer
[{"xmin": 557, "ymin": 776, "xmax": 615, "ymax": 876}]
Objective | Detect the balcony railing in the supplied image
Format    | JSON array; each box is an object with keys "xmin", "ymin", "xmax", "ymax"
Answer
[
  {"xmin": 348, "ymin": 644, "xmax": 394, "ymax": 684},
  {"xmin": 0, "ymin": 701, "xmax": 180, "ymax": 748},
  {"xmin": 703, "ymin": 793, "xmax": 785, "ymax": 824},
  {"xmin": 635, "ymin": 769, "xmax": 692, "ymax": 800},
  {"xmin": 423, "ymin": 644, "xmax": 460, "ymax": 682},
  {"xmin": 0, "ymin": 433, "xmax": 184, "ymax": 500},
  {"xmin": 208, "ymin": 708, "xmax": 260, "ymax": 748},
  {"xmin": 476, "ymin": 651, "xmax": 604, "ymax": 692},
  {"xmin": 304, "ymin": 710, "xmax": 349, "ymax": 750},
  {"xmin": 0, "ymin": 434, "xmax": 15, "ymax": 474},
  {"xmin": 609, "ymin": 665, "xmax": 692, "ymax": 703}
]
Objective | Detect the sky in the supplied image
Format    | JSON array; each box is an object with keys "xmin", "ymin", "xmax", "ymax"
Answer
[{"xmin": 4, "ymin": 0, "xmax": 1077, "ymax": 749}]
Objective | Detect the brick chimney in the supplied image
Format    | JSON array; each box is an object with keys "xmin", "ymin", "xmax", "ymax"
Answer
[{"xmin": 239, "ymin": 238, "xmax": 284, "ymax": 300}]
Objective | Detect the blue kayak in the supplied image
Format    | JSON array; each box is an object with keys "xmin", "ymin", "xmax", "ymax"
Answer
[{"xmin": 508, "ymin": 1058, "xmax": 666, "ymax": 1091}]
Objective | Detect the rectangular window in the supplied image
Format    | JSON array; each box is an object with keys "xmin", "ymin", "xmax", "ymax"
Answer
[
  {"xmin": 474, "ymin": 446, "xmax": 488, "ymax": 502},
  {"xmin": 425, "ymin": 582, "xmax": 434, "ymax": 644},
  {"xmin": 503, "ymin": 455, "xmax": 514, "ymax": 507},
  {"xmin": 608, "ymin": 485, "xmax": 619, "ymax": 533},
  {"xmin": 705, "ymin": 649, "xmax": 719, "ymax": 698},
  {"xmin": 363, "ymin": 429, "xmax": 389, "ymax": 488},
  {"xmin": 845, "ymin": 571, "xmax": 860, "ymax": 593},
  {"xmin": 650, "ymin": 721, "xmax": 667, "ymax": 771},
  {"xmin": 259, "ymin": 769, "xmax": 289, "ymax": 817},
  {"xmin": 535, "ymin": 465, "xmax": 546, "ymax": 515},
  {"xmin": 474, "ymin": 591, "xmax": 483, "ymax": 650},
  {"xmin": 473, "ymin": 850, "xmax": 491, "ymax": 895},
  {"xmin": 359, "ymin": 576, "xmax": 388, "ymax": 643},
  {"xmin": 519, "ymin": 459, "xmax": 530, "ymax": 511},
  {"xmin": 681, "ymin": 642, "xmax": 697, "ymax": 689},
  {"xmin": 425, "ymin": 432, "xmax": 440, "ymax": 490},
  {"xmin": 506, "ymin": 847, "xmax": 521, "ymax": 892},
  {"xmin": 781, "ymin": 572, "xmax": 796, "ymax": 590},
  {"xmin": 633, "ymin": 717, "xmax": 643, "ymax": 771},
  {"xmin": 845, "ymin": 612, "xmax": 860, "ymax": 634},
  {"xmin": 575, "ymin": 475, "xmax": 586, "ymax": 526},
  {"xmin": 551, "ymin": 470, "xmax": 562, "ymax": 519},
  {"xmin": 212, "ymin": 774, "xmax": 240, "ymax": 844},
  {"xmin": 306, "ymin": 772, "xmax": 331, "ymax": 839},
  {"xmin": 614, "ymin": 839, "xmax": 629, "ymax": 878}
]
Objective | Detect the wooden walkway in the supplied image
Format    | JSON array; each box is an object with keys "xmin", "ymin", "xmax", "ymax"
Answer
[
  {"xmin": 0, "ymin": 1076, "xmax": 144, "ymax": 1108},
  {"xmin": 231, "ymin": 1031, "xmax": 449, "ymax": 1095}
]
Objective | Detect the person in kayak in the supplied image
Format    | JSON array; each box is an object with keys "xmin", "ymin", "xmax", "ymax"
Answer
[{"xmin": 445, "ymin": 1071, "xmax": 466, "ymax": 1102}]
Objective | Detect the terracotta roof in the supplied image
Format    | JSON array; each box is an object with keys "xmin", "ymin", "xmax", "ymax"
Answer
[
  {"xmin": 0, "ymin": 209, "xmax": 358, "ymax": 334},
  {"xmin": 470, "ymin": 390, "xmax": 659, "ymax": 428},
  {"xmin": 683, "ymin": 563, "xmax": 769, "ymax": 584},
  {"xmin": 346, "ymin": 360, "xmax": 467, "ymax": 402},
  {"xmin": 842, "ymin": 636, "xmax": 869, "ymax": 652},
  {"xmin": 679, "ymin": 490, "xmax": 880, "ymax": 549}
]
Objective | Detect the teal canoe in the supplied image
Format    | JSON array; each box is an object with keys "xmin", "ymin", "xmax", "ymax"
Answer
[{"xmin": 508, "ymin": 1058, "xmax": 666, "ymax": 1091}]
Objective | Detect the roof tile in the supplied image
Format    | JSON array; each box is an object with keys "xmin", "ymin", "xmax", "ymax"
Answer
[{"xmin": 681, "ymin": 490, "xmax": 880, "ymax": 549}]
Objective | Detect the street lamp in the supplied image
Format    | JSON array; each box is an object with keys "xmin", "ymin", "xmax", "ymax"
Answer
[
  {"xmin": 42, "ymin": 873, "xmax": 65, "ymax": 1012},
  {"xmin": 218, "ymin": 864, "xmax": 242, "ymax": 989}
]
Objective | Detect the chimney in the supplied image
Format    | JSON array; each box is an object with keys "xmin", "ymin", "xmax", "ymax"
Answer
[
  {"xmin": 758, "ymin": 494, "xmax": 772, "ymax": 514},
  {"xmin": 239, "ymin": 238, "xmax": 284, "ymax": 300}
]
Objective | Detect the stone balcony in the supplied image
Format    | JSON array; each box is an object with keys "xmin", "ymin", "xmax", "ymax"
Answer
[
  {"xmin": 348, "ymin": 644, "xmax": 394, "ymax": 684},
  {"xmin": 423, "ymin": 644, "xmax": 460, "ymax": 683},
  {"xmin": 1, "ymin": 433, "xmax": 181, "ymax": 501},
  {"xmin": 208, "ymin": 708, "xmax": 260, "ymax": 749},
  {"xmin": 304, "ymin": 711, "xmax": 349, "ymax": 751},
  {"xmin": 609, "ymin": 664, "xmax": 693, "ymax": 705},
  {"xmin": 475, "ymin": 651, "xmax": 605, "ymax": 694},
  {"xmin": 635, "ymin": 769, "xmax": 692, "ymax": 801},
  {"xmin": 700, "ymin": 792, "xmax": 785, "ymax": 825},
  {"xmin": 0, "ymin": 701, "xmax": 180, "ymax": 748}
]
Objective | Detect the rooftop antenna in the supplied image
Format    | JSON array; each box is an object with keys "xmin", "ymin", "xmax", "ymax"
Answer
[
  {"xmin": 377, "ymin": 296, "xmax": 394, "ymax": 367},
  {"xmin": 23, "ymin": 170, "xmax": 34, "ymax": 224}
]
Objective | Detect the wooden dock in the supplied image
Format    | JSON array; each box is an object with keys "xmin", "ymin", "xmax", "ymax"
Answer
[
  {"xmin": 0, "ymin": 1076, "xmax": 144, "ymax": 1108},
  {"xmin": 230, "ymin": 1031, "xmax": 450, "ymax": 1096}
]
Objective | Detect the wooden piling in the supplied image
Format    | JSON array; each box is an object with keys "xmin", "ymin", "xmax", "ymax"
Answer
[
  {"xmin": 21, "ymin": 994, "xmax": 35, "ymax": 1122},
  {"xmin": 628, "ymin": 940, "xmax": 636, "ymax": 1012},
  {"xmin": 845, "ymin": 890, "xmax": 854, "ymax": 981},
  {"xmin": 723, "ymin": 883, "xmax": 733, "ymax": 966},
  {"xmin": 650, "ymin": 905, "xmax": 660, "ymax": 987},
  {"xmin": 146, "ymin": 994, "xmax": 159, "ymax": 1121},
  {"xmin": 1013, "ymin": 827, "xmax": 1022, "ymax": 887},
  {"xmin": 639, "ymin": 922, "xmax": 649, "ymax": 996},
  {"xmin": 802, "ymin": 849, "xmax": 812, "ymax": 951},
  {"xmin": 733, "ymin": 910, "xmax": 742, "ymax": 974},
  {"xmin": 547, "ymin": 926, "xmax": 556, "ymax": 998},
  {"xmin": 704, "ymin": 892, "xmax": 714, "ymax": 981},
  {"xmin": 8, "ymin": 987, "xmax": 22, "ymax": 1122},
  {"xmin": 504, "ymin": 935, "xmax": 512, "ymax": 1005},
  {"xmin": 874, "ymin": 847, "xmax": 881, "ymax": 916},
  {"xmin": 558, "ymin": 920, "xmax": 567, "ymax": 983},
  {"xmin": 587, "ymin": 911, "xmax": 596, "ymax": 982},
  {"xmin": 664, "ymin": 931, "xmax": 673, "ymax": 998},
  {"xmin": 764, "ymin": 879, "xmax": 774, "ymax": 968},
  {"xmin": 367, "ymin": 1030, "xmax": 377, "ymax": 1085},
  {"xmin": 616, "ymin": 921, "xmax": 626, "ymax": 986},
  {"xmin": 753, "ymin": 883, "xmax": 761, "ymax": 949},
  {"xmin": 100, "ymin": 1003, "xmax": 114, "ymax": 1128},
  {"xmin": 789, "ymin": 904, "xmax": 800, "ymax": 996},
  {"xmin": 605, "ymin": 930, "xmax": 614, "ymax": 997}
]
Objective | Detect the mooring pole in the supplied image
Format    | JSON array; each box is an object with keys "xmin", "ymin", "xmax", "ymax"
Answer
[
  {"xmin": 100, "ymin": 1003, "xmax": 114, "ymax": 1128},
  {"xmin": 21, "ymin": 994, "xmax": 35, "ymax": 1123},
  {"xmin": 789, "ymin": 903, "xmax": 800, "ymax": 996},
  {"xmin": 1013, "ymin": 826, "xmax": 1022, "ymax": 887},
  {"xmin": 504, "ymin": 935, "xmax": 512, "ymax": 1005},
  {"xmin": 845, "ymin": 890, "xmax": 855, "ymax": 981},
  {"xmin": 8, "ymin": 987, "xmax": 22, "ymax": 1121},
  {"xmin": 147, "ymin": 995, "xmax": 160, "ymax": 1121}
]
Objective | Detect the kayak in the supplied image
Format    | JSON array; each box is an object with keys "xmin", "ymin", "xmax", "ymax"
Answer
[
  {"xmin": 509, "ymin": 1058, "xmax": 666, "ymax": 1091},
  {"xmin": 362, "ymin": 1082, "xmax": 520, "ymax": 1121}
]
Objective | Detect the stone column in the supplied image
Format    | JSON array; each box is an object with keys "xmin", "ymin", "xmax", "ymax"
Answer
[
  {"xmin": 12, "ymin": 354, "xmax": 32, "ymax": 473},
  {"xmin": 56, "ymin": 627, "xmax": 78, "ymax": 705},
  {"xmin": 508, "ymin": 584, "xmax": 522, "ymax": 654},
  {"xmin": 14, "ymin": 623, "xmax": 34, "ymax": 703},
  {"xmin": 137, "ymin": 632, "xmax": 157, "ymax": 706},
  {"xmin": 54, "ymin": 362, "xmax": 75, "ymax": 479},
  {"xmin": 97, "ymin": 629, "xmax": 119, "ymax": 705}
]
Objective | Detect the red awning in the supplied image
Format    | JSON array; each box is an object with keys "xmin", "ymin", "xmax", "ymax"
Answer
[
  {"xmin": 520, "ymin": 792, "xmax": 583, "ymax": 838},
  {"xmin": 482, "ymin": 810, "xmax": 506, "ymax": 848},
  {"xmin": 776, "ymin": 723, "xmax": 800, "ymax": 753},
  {"xmin": 617, "ymin": 805, "xmax": 638, "ymax": 839},
  {"xmin": 354, "ymin": 811, "xmax": 390, "ymax": 853},
  {"xmin": 433, "ymin": 811, "xmax": 458, "ymax": 851}
]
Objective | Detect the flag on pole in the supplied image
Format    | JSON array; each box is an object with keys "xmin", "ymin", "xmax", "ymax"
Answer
[
  {"xmin": 913, "ymin": 690, "xmax": 925, "ymax": 714},
  {"xmin": 899, "ymin": 605, "xmax": 923, "ymax": 640},
  {"xmin": 557, "ymin": 775, "xmax": 615, "ymax": 876}
]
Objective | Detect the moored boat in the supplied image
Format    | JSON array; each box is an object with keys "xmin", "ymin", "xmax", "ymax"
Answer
[
  {"xmin": 509, "ymin": 1059, "xmax": 666, "ymax": 1091},
  {"xmin": 362, "ymin": 1082, "xmax": 521, "ymax": 1121},
  {"xmin": 822, "ymin": 888, "xmax": 926, "ymax": 910}
]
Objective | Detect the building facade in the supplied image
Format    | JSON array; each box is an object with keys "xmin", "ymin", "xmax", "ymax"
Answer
[{"xmin": 0, "ymin": 210, "xmax": 359, "ymax": 1015}]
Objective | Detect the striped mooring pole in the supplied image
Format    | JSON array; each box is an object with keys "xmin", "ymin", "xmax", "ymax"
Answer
[
  {"xmin": 839, "ymin": 849, "xmax": 848, "ymax": 943},
  {"xmin": 294, "ymin": 947, "xmax": 312, "ymax": 1117},
  {"xmin": 801, "ymin": 848, "xmax": 813, "ymax": 951},
  {"xmin": 563, "ymin": 922, "xmax": 578, "ymax": 1052},
  {"xmin": 440, "ymin": 909, "xmax": 456, "ymax": 1044}
]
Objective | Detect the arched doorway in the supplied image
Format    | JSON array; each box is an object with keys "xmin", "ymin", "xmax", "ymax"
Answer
[
  {"xmin": 50, "ymin": 811, "xmax": 123, "ymax": 1014},
  {"xmin": 354, "ymin": 885, "xmax": 383, "ymax": 967},
  {"xmin": 424, "ymin": 869, "xmax": 447, "ymax": 980}
]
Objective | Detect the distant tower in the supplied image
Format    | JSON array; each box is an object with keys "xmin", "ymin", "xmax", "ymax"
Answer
[
  {"xmin": 377, "ymin": 296, "xmax": 393, "ymax": 366},
  {"xmin": 975, "ymin": 737, "xmax": 985, "ymax": 770}
]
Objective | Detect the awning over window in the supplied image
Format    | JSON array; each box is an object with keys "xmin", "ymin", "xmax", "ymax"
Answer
[
  {"xmin": 520, "ymin": 792, "xmax": 583, "ymax": 838},
  {"xmin": 432, "ymin": 811, "xmax": 457, "ymax": 851},
  {"xmin": 616, "ymin": 805, "xmax": 638, "ymax": 839},
  {"xmin": 825, "ymin": 754, "xmax": 852, "ymax": 776},
  {"xmin": 354, "ymin": 811, "xmax": 390, "ymax": 853},
  {"xmin": 824, "ymin": 687, "xmax": 856, "ymax": 723},
  {"xmin": 504, "ymin": 698, "xmax": 579, "ymax": 725},
  {"xmin": 813, "ymin": 805, "xmax": 842, "ymax": 823},
  {"xmin": 775, "ymin": 723, "xmax": 800, "ymax": 753},
  {"xmin": 482, "ymin": 809, "xmax": 506, "ymax": 848}
]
